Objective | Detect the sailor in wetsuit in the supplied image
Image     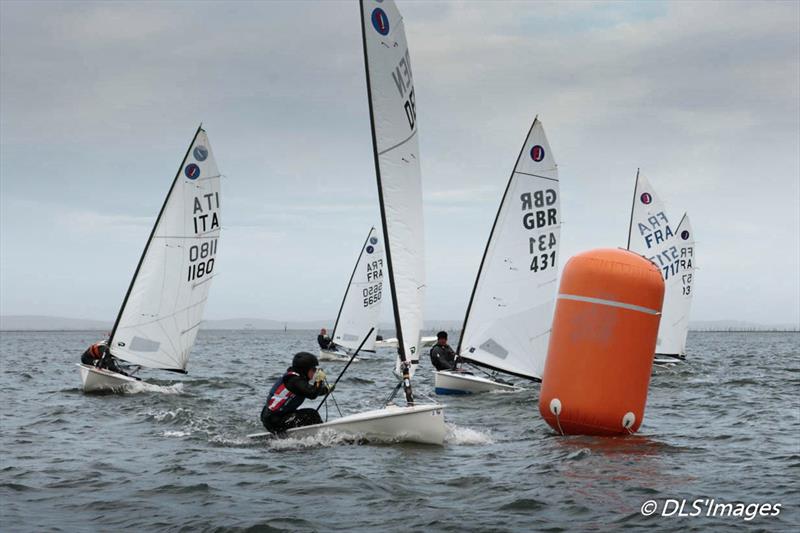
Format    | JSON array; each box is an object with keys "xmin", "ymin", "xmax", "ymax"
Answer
[
  {"xmin": 429, "ymin": 331, "xmax": 458, "ymax": 371},
  {"xmin": 80, "ymin": 341, "xmax": 126, "ymax": 374},
  {"xmin": 260, "ymin": 352, "xmax": 333, "ymax": 434},
  {"xmin": 317, "ymin": 328, "xmax": 336, "ymax": 351}
]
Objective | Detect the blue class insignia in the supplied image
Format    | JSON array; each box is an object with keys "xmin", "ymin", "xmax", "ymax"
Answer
[
  {"xmin": 370, "ymin": 237, "xmax": 378, "ymax": 245},
  {"xmin": 640, "ymin": 192, "xmax": 652, "ymax": 205},
  {"xmin": 681, "ymin": 230, "xmax": 690, "ymax": 240},
  {"xmin": 372, "ymin": 8, "xmax": 389, "ymax": 35},
  {"xmin": 184, "ymin": 163, "xmax": 201, "ymax": 180},
  {"xmin": 530, "ymin": 145, "xmax": 545, "ymax": 162},
  {"xmin": 193, "ymin": 145, "xmax": 208, "ymax": 161},
  {"xmin": 366, "ymin": 245, "xmax": 375, "ymax": 254}
]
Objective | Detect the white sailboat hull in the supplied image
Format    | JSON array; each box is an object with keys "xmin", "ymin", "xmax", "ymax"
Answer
[
  {"xmin": 318, "ymin": 348, "xmax": 359, "ymax": 362},
  {"xmin": 250, "ymin": 404, "xmax": 446, "ymax": 445},
  {"xmin": 434, "ymin": 370, "xmax": 520, "ymax": 395},
  {"xmin": 78, "ymin": 364, "xmax": 139, "ymax": 393},
  {"xmin": 375, "ymin": 336, "xmax": 436, "ymax": 349},
  {"xmin": 653, "ymin": 353, "xmax": 685, "ymax": 366}
]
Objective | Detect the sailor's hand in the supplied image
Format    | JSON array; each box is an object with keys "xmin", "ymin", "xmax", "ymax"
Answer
[
  {"xmin": 314, "ymin": 369, "xmax": 327, "ymax": 383},
  {"xmin": 326, "ymin": 383, "xmax": 335, "ymax": 393}
]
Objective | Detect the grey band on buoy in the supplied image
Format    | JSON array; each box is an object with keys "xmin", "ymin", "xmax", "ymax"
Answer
[
  {"xmin": 550, "ymin": 398, "xmax": 562, "ymax": 416},
  {"xmin": 622, "ymin": 412, "xmax": 636, "ymax": 429}
]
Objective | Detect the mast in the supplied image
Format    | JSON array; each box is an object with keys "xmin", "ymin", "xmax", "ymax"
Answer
[
  {"xmin": 359, "ymin": 0, "xmax": 413, "ymax": 404},
  {"xmin": 330, "ymin": 227, "xmax": 374, "ymax": 343},
  {"xmin": 109, "ymin": 124, "xmax": 204, "ymax": 352},
  {"xmin": 457, "ymin": 116, "xmax": 539, "ymax": 357},
  {"xmin": 626, "ymin": 168, "xmax": 640, "ymax": 250}
]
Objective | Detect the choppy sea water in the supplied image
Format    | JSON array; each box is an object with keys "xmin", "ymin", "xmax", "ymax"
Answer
[{"xmin": 0, "ymin": 330, "xmax": 798, "ymax": 532}]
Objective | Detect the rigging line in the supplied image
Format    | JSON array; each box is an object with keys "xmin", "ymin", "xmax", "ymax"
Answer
[
  {"xmin": 513, "ymin": 170, "xmax": 559, "ymax": 182},
  {"xmin": 180, "ymin": 321, "xmax": 202, "ymax": 335},
  {"xmin": 122, "ymin": 298, "xmax": 209, "ymax": 329},
  {"xmin": 331, "ymin": 227, "xmax": 374, "ymax": 343},
  {"xmin": 457, "ymin": 116, "xmax": 541, "ymax": 356},
  {"xmin": 192, "ymin": 274, "xmax": 217, "ymax": 289},
  {"xmin": 110, "ymin": 124, "xmax": 203, "ymax": 344},
  {"xmin": 626, "ymin": 169, "xmax": 640, "ymax": 250},
  {"xmin": 377, "ymin": 129, "xmax": 417, "ymax": 156}
]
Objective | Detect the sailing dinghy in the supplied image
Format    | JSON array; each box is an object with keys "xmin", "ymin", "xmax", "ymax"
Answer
[
  {"xmin": 250, "ymin": 0, "xmax": 445, "ymax": 445},
  {"xmin": 435, "ymin": 117, "xmax": 561, "ymax": 394},
  {"xmin": 78, "ymin": 125, "xmax": 222, "ymax": 392},
  {"xmin": 626, "ymin": 172, "xmax": 696, "ymax": 364},
  {"xmin": 375, "ymin": 335, "xmax": 436, "ymax": 350},
  {"xmin": 319, "ymin": 227, "xmax": 384, "ymax": 362}
]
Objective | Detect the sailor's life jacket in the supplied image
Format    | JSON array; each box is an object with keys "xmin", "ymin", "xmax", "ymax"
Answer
[
  {"xmin": 265, "ymin": 371, "xmax": 305, "ymax": 416},
  {"xmin": 81, "ymin": 343, "xmax": 107, "ymax": 366}
]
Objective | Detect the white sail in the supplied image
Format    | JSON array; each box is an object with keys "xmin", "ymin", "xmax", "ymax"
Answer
[
  {"xmin": 109, "ymin": 127, "xmax": 221, "ymax": 371},
  {"xmin": 627, "ymin": 172, "xmax": 676, "ymax": 254},
  {"xmin": 656, "ymin": 214, "xmax": 696, "ymax": 355},
  {"xmin": 627, "ymin": 173, "xmax": 693, "ymax": 356},
  {"xmin": 360, "ymin": 0, "xmax": 425, "ymax": 377},
  {"xmin": 457, "ymin": 118, "xmax": 560, "ymax": 380},
  {"xmin": 331, "ymin": 227, "xmax": 385, "ymax": 353}
]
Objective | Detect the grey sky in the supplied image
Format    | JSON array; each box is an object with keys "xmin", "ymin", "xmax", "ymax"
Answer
[{"xmin": 1, "ymin": 0, "xmax": 798, "ymax": 326}]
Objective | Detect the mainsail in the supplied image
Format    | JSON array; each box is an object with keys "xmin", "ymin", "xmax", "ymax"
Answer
[
  {"xmin": 626, "ymin": 172, "xmax": 694, "ymax": 356},
  {"xmin": 456, "ymin": 118, "xmax": 561, "ymax": 380},
  {"xmin": 656, "ymin": 213, "xmax": 695, "ymax": 355},
  {"xmin": 109, "ymin": 126, "xmax": 221, "ymax": 371},
  {"xmin": 360, "ymin": 0, "xmax": 426, "ymax": 381},
  {"xmin": 330, "ymin": 227, "xmax": 385, "ymax": 353}
]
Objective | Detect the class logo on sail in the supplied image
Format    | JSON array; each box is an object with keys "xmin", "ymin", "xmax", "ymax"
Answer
[
  {"xmin": 681, "ymin": 230, "xmax": 690, "ymax": 240},
  {"xmin": 184, "ymin": 164, "xmax": 201, "ymax": 180},
  {"xmin": 372, "ymin": 8, "xmax": 390, "ymax": 35},
  {"xmin": 640, "ymin": 192, "xmax": 652, "ymax": 205},
  {"xmin": 366, "ymin": 245, "xmax": 375, "ymax": 254},
  {"xmin": 193, "ymin": 145, "xmax": 209, "ymax": 161},
  {"xmin": 530, "ymin": 145, "xmax": 545, "ymax": 162},
  {"xmin": 370, "ymin": 237, "xmax": 379, "ymax": 245}
]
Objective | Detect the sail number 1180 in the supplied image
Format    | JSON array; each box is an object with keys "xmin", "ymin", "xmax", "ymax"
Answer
[{"xmin": 187, "ymin": 238, "xmax": 217, "ymax": 282}]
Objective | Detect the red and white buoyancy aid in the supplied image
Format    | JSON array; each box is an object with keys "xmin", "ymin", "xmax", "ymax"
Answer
[{"xmin": 265, "ymin": 371, "xmax": 304, "ymax": 416}]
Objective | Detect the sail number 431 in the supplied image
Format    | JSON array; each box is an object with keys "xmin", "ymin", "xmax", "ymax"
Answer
[{"xmin": 530, "ymin": 233, "xmax": 556, "ymax": 272}]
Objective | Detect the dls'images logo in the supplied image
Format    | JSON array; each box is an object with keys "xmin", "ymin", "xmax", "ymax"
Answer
[
  {"xmin": 640, "ymin": 192, "xmax": 652, "ymax": 205},
  {"xmin": 530, "ymin": 145, "xmax": 545, "ymax": 162},
  {"xmin": 370, "ymin": 237, "xmax": 378, "ymax": 245},
  {"xmin": 372, "ymin": 8, "xmax": 389, "ymax": 35},
  {"xmin": 681, "ymin": 230, "xmax": 690, "ymax": 240},
  {"xmin": 184, "ymin": 164, "xmax": 201, "ymax": 180}
]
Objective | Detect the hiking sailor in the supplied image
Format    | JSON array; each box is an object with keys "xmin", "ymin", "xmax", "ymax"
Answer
[
  {"xmin": 429, "ymin": 331, "xmax": 458, "ymax": 371},
  {"xmin": 317, "ymin": 328, "xmax": 337, "ymax": 351},
  {"xmin": 80, "ymin": 340, "xmax": 127, "ymax": 375},
  {"xmin": 260, "ymin": 352, "xmax": 333, "ymax": 434}
]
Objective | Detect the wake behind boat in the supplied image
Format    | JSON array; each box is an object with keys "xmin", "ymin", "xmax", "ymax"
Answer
[
  {"xmin": 79, "ymin": 125, "xmax": 222, "ymax": 393},
  {"xmin": 434, "ymin": 117, "xmax": 561, "ymax": 395}
]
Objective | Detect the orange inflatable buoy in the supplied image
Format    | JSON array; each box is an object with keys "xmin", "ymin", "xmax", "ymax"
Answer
[{"xmin": 539, "ymin": 248, "xmax": 665, "ymax": 436}]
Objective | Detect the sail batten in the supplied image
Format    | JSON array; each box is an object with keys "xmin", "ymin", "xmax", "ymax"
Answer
[
  {"xmin": 109, "ymin": 127, "xmax": 222, "ymax": 372},
  {"xmin": 457, "ymin": 118, "xmax": 561, "ymax": 381},
  {"xmin": 360, "ymin": 0, "xmax": 426, "ymax": 378},
  {"xmin": 627, "ymin": 175, "xmax": 695, "ymax": 356}
]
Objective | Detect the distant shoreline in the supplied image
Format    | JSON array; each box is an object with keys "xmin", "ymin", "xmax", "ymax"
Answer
[{"xmin": 1, "ymin": 328, "xmax": 797, "ymax": 333}]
